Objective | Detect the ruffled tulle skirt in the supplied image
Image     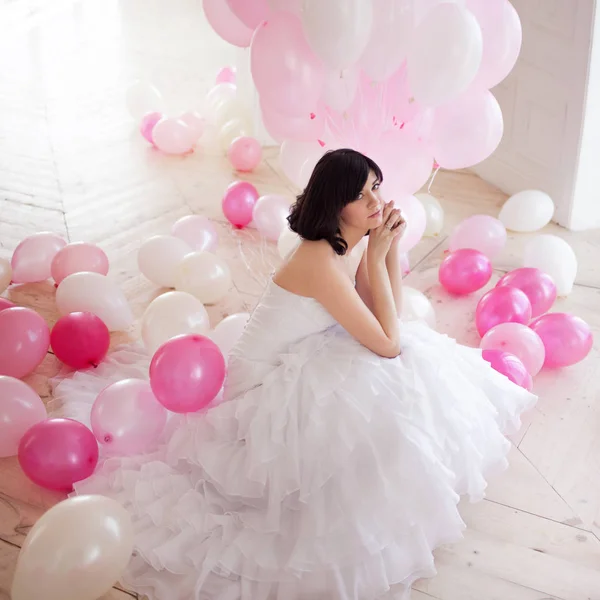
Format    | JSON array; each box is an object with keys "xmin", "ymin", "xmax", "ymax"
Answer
[{"xmin": 50, "ymin": 321, "xmax": 536, "ymax": 600}]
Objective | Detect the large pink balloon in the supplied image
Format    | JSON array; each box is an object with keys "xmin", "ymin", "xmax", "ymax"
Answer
[
  {"xmin": 18, "ymin": 418, "xmax": 99, "ymax": 491},
  {"xmin": 392, "ymin": 195, "xmax": 427, "ymax": 254},
  {"xmin": 51, "ymin": 242, "xmax": 109, "ymax": 285},
  {"xmin": 530, "ymin": 313, "xmax": 593, "ymax": 368},
  {"xmin": 222, "ymin": 181, "xmax": 259, "ymax": 228},
  {"xmin": 480, "ymin": 322, "xmax": 545, "ymax": 376},
  {"xmin": 11, "ymin": 232, "xmax": 67, "ymax": 283},
  {"xmin": 228, "ymin": 136, "xmax": 262, "ymax": 172},
  {"xmin": 260, "ymin": 99, "xmax": 325, "ymax": 143},
  {"xmin": 253, "ymin": 195, "xmax": 291, "ymax": 241},
  {"xmin": 149, "ymin": 334, "xmax": 226, "ymax": 413},
  {"xmin": 203, "ymin": 0, "xmax": 254, "ymax": 47},
  {"xmin": 496, "ymin": 268, "xmax": 557, "ymax": 318},
  {"xmin": 431, "ymin": 88, "xmax": 504, "ymax": 170},
  {"xmin": 171, "ymin": 215, "xmax": 219, "ymax": 253},
  {"xmin": 0, "ymin": 376, "xmax": 47, "ymax": 458},
  {"xmin": 91, "ymin": 379, "xmax": 168, "ymax": 455},
  {"xmin": 448, "ymin": 214, "xmax": 507, "ymax": 259},
  {"xmin": 251, "ymin": 12, "xmax": 325, "ymax": 116},
  {"xmin": 475, "ymin": 286, "xmax": 532, "ymax": 337},
  {"xmin": 0, "ymin": 307, "xmax": 50, "ymax": 378},
  {"xmin": 226, "ymin": 0, "xmax": 270, "ymax": 29},
  {"xmin": 482, "ymin": 349, "xmax": 532, "ymax": 391},
  {"xmin": 439, "ymin": 249, "xmax": 492, "ymax": 295}
]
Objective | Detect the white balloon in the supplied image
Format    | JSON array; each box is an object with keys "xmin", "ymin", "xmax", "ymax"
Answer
[
  {"xmin": 126, "ymin": 80, "xmax": 165, "ymax": 120},
  {"xmin": 56, "ymin": 272, "xmax": 133, "ymax": 332},
  {"xmin": 407, "ymin": 3, "xmax": 482, "ymax": 107},
  {"xmin": 302, "ymin": 0, "xmax": 374, "ymax": 69},
  {"xmin": 0, "ymin": 257, "xmax": 11, "ymax": 294},
  {"xmin": 499, "ymin": 190, "xmax": 555, "ymax": 232},
  {"xmin": 210, "ymin": 313, "xmax": 250, "ymax": 357},
  {"xmin": 254, "ymin": 195, "xmax": 293, "ymax": 241},
  {"xmin": 523, "ymin": 235, "xmax": 577, "ymax": 296},
  {"xmin": 141, "ymin": 291, "xmax": 210, "ymax": 355},
  {"xmin": 175, "ymin": 252, "xmax": 232, "ymax": 304},
  {"xmin": 204, "ymin": 83, "xmax": 237, "ymax": 115},
  {"xmin": 279, "ymin": 140, "xmax": 324, "ymax": 189},
  {"xmin": 401, "ymin": 287, "xmax": 436, "ymax": 328},
  {"xmin": 219, "ymin": 117, "xmax": 252, "ymax": 152},
  {"xmin": 278, "ymin": 228, "xmax": 301, "ymax": 260},
  {"xmin": 415, "ymin": 193, "xmax": 444, "ymax": 237},
  {"xmin": 138, "ymin": 235, "xmax": 191, "ymax": 288},
  {"xmin": 323, "ymin": 67, "xmax": 360, "ymax": 111}
]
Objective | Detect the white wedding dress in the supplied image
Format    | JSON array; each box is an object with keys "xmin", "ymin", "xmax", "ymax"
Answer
[{"xmin": 52, "ymin": 277, "xmax": 537, "ymax": 600}]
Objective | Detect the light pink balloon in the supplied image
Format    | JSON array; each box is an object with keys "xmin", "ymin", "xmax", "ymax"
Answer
[
  {"xmin": 179, "ymin": 111, "xmax": 205, "ymax": 141},
  {"xmin": 260, "ymin": 99, "xmax": 325, "ymax": 143},
  {"xmin": 251, "ymin": 12, "xmax": 325, "ymax": 116},
  {"xmin": 171, "ymin": 215, "xmax": 219, "ymax": 253},
  {"xmin": 149, "ymin": 334, "xmax": 226, "ymax": 413},
  {"xmin": 91, "ymin": 379, "xmax": 168, "ymax": 456},
  {"xmin": 253, "ymin": 195, "xmax": 291, "ymax": 241},
  {"xmin": 530, "ymin": 313, "xmax": 593, "ymax": 369},
  {"xmin": 482, "ymin": 349, "xmax": 532, "ymax": 391},
  {"xmin": 11, "ymin": 232, "xmax": 67, "ymax": 284},
  {"xmin": 439, "ymin": 249, "xmax": 492, "ymax": 295},
  {"xmin": 387, "ymin": 65, "xmax": 424, "ymax": 125},
  {"xmin": 0, "ymin": 307, "xmax": 50, "ymax": 379},
  {"xmin": 468, "ymin": 0, "xmax": 522, "ymax": 89},
  {"xmin": 475, "ymin": 286, "xmax": 532, "ymax": 337},
  {"xmin": 51, "ymin": 242, "xmax": 109, "ymax": 285},
  {"xmin": 216, "ymin": 66, "xmax": 237, "ymax": 85},
  {"xmin": 449, "ymin": 214, "xmax": 507, "ymax": 259},
  {"xmin": 226, "ymin": 0, "xmax": 270, "ymax": 29},
  {"xmin": 222, "ymin": 181, "xmax": 260, "ymax": 228},
  {"xmin": 496, "ymin": 268, "xmax": 557, "ymax": 318},
  {"xmin": 392, "ymin": 195, "xmax": 427, "ymax": 254},
  {"xmin": 139, "ymin": 111, "xmax": 162, "ymax": 144},
  {"xmin": 152, "ymin": 117, "xmax": 195, "ymax": 155},
  {"xmin": 480, "ymin": 322, "xmax": 545, "ymax": 376},
  {"xmin": 400, "ymin": 253, "xmax": 410, "ymax": 276},
  {"xmin": 0, "ymin": 376, "xmax": 47, "ymax": 458},
  {"xmin": 203, "ymin": 0, "xmax": 254, "ymax": 47},
  {"xmin": 228, "ymin": 136, "xmax": 262, "ymax": 172},
  {"xmin": 431, "ymin": 88, "xmax": 504, "ymax": 170}
]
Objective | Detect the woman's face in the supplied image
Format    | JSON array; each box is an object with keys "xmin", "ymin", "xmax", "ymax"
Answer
[{"xmin": 340, "ymin": 171, "xmax": 383, "ymax": 231}]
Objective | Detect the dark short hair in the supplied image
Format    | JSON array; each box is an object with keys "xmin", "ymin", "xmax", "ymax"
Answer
[{"xmin": 287, "ymin": 148, "xmax": 383, "ymax": 256}]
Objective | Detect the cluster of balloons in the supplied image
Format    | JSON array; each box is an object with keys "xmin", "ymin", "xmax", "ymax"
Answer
[{"xmin": 204, "ymin": 0, "xmax": 520, "ymax": 201}]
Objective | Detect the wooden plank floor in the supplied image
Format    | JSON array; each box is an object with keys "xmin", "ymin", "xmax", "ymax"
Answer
[{"xmin": 1, "ymin": 1, "xmax": 599, "ymax": 599}]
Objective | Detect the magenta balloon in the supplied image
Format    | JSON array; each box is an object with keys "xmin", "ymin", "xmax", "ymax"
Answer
[
  {"xmin": 228, "ymin": 136, "xmax": 263, "ymax": 172},
  {"xmin": 0, "ymin": 307, "xmax": 50, "ymax": 379},
  {"xmin": 139, "ymin": 111, "xmax": 163, "ymax": 144},
  {"xmin": 203, "ymin": 0, "xmax": 254, "ymax": 47},
  {"xmin": 251, "ymin": 12, "xmax": 325, "ymax": 116},
  {"xmin": 91, "ymin": 379, "xmax": 168, "ymax": 456},
  {"xmin": 11, "ymin": 232, "xmax": 67, "ymax": 283},
  {"xmin": 50, "ymin": 241, "xmax": 110, "ymax": 285},
  {"xmin": 0, "ymin": 298, "xmax": 16, "ymax": 312},
  {"xmin": 222, "ymin": 181, "xmax": 259, "ymax": 228},
  {"xmin": 530, "ymin": 313, "xmax": 593, "ymax": 368},
  {"xmin": 149, "ymin": 334, "xmax": 226, "ymax": 413},
  {"xmin": 482, "ymin": 349, "xmax": 533, "ymax": 391},
  {"xmin": 226, "ymin": 0, "xmax": 270, "ymax": 29},
  {"xmin": 18, "ymin": 418, "xmax": 99, "ymax": 491},
  {"xmin": 475, "ymin": 286, "xmax": 532, "ymax": 337},
  {"xmin": 496, "ymin": 267, "xmax": 557, "ymax": 318},
  {"xmin": 439, "ymin": 249, "xmax": 492, "ymax": 295}
]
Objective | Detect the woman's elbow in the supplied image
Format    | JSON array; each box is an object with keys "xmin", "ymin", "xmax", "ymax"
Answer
[{"xmin": 376, "ymin": 341, "xmax": 402, "ymax": 359}]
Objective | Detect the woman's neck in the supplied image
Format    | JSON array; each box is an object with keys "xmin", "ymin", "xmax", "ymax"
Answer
[{"xmin": 340, "ymin": 226, "xmax": 368, "ymax": 252}]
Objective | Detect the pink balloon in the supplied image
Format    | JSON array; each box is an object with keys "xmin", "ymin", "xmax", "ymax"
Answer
[
  {"xmin": 530, "ymin": 313, "xmax": 593, "ymax": 368},
  {"xmin": 139, "ymin": 111, "xmax": 162, "ymax": 144},
  {"xmin": 392, "ymin": 195, "xmax": 427, "ymax": 254},
  {"xmin": 51, "ymin": 242, "xmax": 109, "ymax": 285},
  {"xmin": 400, "ymin": 253, "xmax": 410, "ymax": 276},
  {"xmin": 11, "ymin": 232, "xmax": 67, "ymax": 284},
  {"xmin": 482, "ymin": 349, "xmax": 533, "ymax": 391},
  {"xmin": 251, "ymin": 12, "xmax": 325, "ymax": 116},
  {"xmin": 431, "ymin": 88, "xmax": 504, "ymax": 170},
  {"xmin": 18, "ymin": 418, "xmax": 98, "ymax": 491},
  {"xmin": 149, "ymin": 334, "xmax": 226, "ymax": 413},
  {"xmin": 496, "ymin": 268, "xmax": 557, "ymax": 318},
  {"xmin": 439, "ymin": 249, "xmax": 492, "ymax": 295},
  {"xmin": 179, "ymin": 111, "xmax": 206, "ymax": 141},
  {"xmin": 222, "ymin": 181, "xmax": 259, "ymax": 228},
  {"xmin": 50, "ymin": 312, "xmax": 110, "ymax": 370},
  {"xmin": 216, "ymin": 66, "xmax": 237, "ymax": 85},
  {"xmin": 475, "ymin": 286, "xmax": 532, "ymax": 337},
  {"xmin": 253, "ymin": 195, "xmax": 291, "ymax": 241},
  {"xmin": 468, "ymin": 0, "xmax": 522, "ymax": 89},
  {"xmin": 449, "ymin": 214, "xmax": 507, "ymax": 259},
  {"xmin": 0, "ymin": 307, "xmax": 50, "ymax": 379},
  {"xmin": 0, "ymin": 376, "xmax": 47, "ymax": 458},
  {"xmin": 152, "ymin": 117, "xmax": 195, "ymax": 155},
  {"xmin": 203, "ymin": 0, "xmax": 254, "ymax": 47},
  {"xmin": 226, "ymin": 0, "xmax": 270, "ymax": 29},
  {"xmin": 91, "ymin": 379, "xmax": 168, "ymax": 455},
  {"xmin": 228, "ymin": 136, "xmax": 263, "ymax": 172},
  {"xmin": 171, "ymin": 215, "xmax": 219, "ymax": 253},
  {"xmin": 260, "ymin": 98, "xmax": 325, "ymax": 143},
  {"xmin": 480, "ymin": 322, "xmax": 545, "ymax": 376},
  {"xmin": 0, "ymin": 298, "xmax": 16, "ymax": 311}
]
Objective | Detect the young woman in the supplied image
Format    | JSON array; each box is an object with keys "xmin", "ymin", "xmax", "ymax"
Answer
[{"xmin": 55, "ymin": 148, "xmax": 536, "ymax": 600}]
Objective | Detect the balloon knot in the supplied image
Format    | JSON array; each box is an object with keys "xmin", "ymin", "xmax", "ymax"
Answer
[
  {"xmin": 103, "ymin": 434, "xmax": 112, "ymax": 443},
  {"xmin": 317, "ymin": 139, "xmax": 325, "ymax": 147},
  {"xmin": 309, "ymin": 113, "xmax": 316, "ymax": 120},
  {"xmin": 54, "ymin": 282, "xmax": 58, "ymax": 288},
  {"xmin": 90, "ymin": 362, "xmax": 99, "ymax": 368}
]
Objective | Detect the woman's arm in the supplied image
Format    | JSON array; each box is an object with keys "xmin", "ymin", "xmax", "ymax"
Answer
[{"xmin": 385, "ymin": 245, "xmax": 403, "ymax": 316}]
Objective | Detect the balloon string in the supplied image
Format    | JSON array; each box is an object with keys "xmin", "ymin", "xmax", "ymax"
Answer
[{"xmin": 427, "ymin": 165, "xmax": 441, "ymax": 193}]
